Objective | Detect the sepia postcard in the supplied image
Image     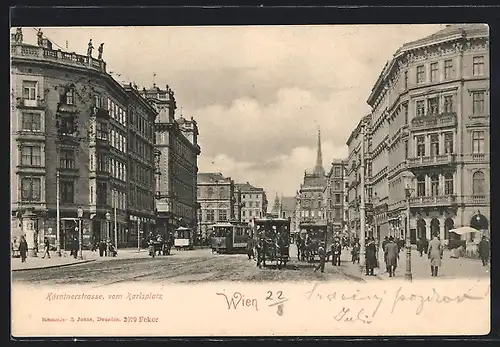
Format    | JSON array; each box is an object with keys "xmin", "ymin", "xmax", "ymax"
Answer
[{"xmin": 10, "ymin": 23, "xmax": 490, "ymax": 337}]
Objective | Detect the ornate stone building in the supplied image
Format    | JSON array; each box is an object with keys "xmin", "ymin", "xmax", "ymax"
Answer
[
  {"xmin": 10, "ymin": 29, "xmax": 157, "ymax": 254},
  {"xmin": 296, "ymin": 130, "xmax": 327, "ymax": 225},
  {"xmin": 197, "ymin": 172, "xmax": 236, "ymax": 241},
  {"xmin": 139, "ymin": 85, "xmax": 200, "ymax": 239},
  {"xmin": 235, "ymin": 182, "xmax": 267, "ymax": 223},
  {"xmin": 347, "ymin": 24, "xmax": 490, "ymax": 244},
  {"xmin": 323, "ymin": 159, "xmax": 348, "ymax": 234}
]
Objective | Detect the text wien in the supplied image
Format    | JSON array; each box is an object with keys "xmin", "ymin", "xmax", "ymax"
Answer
[{"xmin": 216, "ymin": 292, "xmax": 259, "ymax": 311}]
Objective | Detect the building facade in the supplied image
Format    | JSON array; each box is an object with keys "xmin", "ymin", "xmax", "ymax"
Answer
[
  {"xmin": 323, "ymin": 159, "xmax": 347, "ymax": 234},
  {"xmin": 346, "ymin": 115, "xmax": 373, "ymax": 239},
  {"xmin": 197, "ymin": 172, "xmax": 236, "ymax": 241},
  {"xmin": 10, "ymin": 29, "xmax": 157, "ymax": 255},
  {"xmin": 296, "ymin": 130, "xmax": 327, "ymax": 226},
  {"xmin": 235, "ymin": 182, "xmax": 267, "ymax": 223},
  {"xmin": 140, "ymin": 85, "xmax": 201, "ymax": 239},
  {"xmin": 351, "ymin": 24, "xmax": 490, "ymax": 244}
]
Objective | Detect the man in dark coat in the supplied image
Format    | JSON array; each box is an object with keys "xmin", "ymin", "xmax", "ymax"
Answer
[
  {"xmin": 19, "ymin": 236, "xmax": 28, "ymax": 263},
  {"xmin": 314, "ymin": 242, "xmax": 326, "ymax": 273},
  {"xmin": 384, "ymin": 236, "xmax": 399, "ymax": 277},
  {"xmin": 296, "ymin": 234, "xmax": 302, "ymax": 261},
  {"xmin": 365, "ymin": 237, "xmax": 377, "ymax": 276},
  {"xmin": 351, "ymin": 240, "xmax": 360, "ymax": 264},
  {"xmin": 42, "ymin": 237, "xmax": 51, "ymax": 259},
  {"xmin": 331, "ymin": 239, "xmax": 342, "ymax": 266},
  {"xmin": 478, "ymin": 236, "xmax": 490, "ymax": 266},
  {"xmin": 382, "ymin": 236, "xmax": 389, "ymax": 265},
  {"xmin": 416, "ymin": 237, "xmax": 424, "ymax": 257}
]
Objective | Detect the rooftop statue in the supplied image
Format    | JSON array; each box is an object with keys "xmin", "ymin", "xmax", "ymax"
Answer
[
  {"xmin": 98, "ymin": 43, "xmax": 104, "ymax": 60},
  {"xmin": 87, "ymin": 39, "xmax": 94, "ymax": 57}
]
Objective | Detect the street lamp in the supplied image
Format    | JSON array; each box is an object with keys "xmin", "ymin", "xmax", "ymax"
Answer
[
  {"xmin": 77, "ymin": 207, "xmax": 84, "ymax": 260},
  {"xmin": 106, "ymin": 212, "xmax": 111, "ymax": 257},
  {"xmin": 404, "ymin": 184, "xmax": 414, "ymax": 282}
]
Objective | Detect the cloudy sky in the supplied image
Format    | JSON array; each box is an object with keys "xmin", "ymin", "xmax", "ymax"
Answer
[{"xmin": 17, "ymin": 24, "xmax": 444, "ymax": 205}]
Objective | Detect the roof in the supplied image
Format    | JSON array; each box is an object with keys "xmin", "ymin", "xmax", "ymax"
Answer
[
  {"xmin": 197, "ymin": 172, "xmax": 231, "ymax": 183},
  {"xmin": 235, "ymin": 182, "xmax": 264, "ymax": 192},
  {"xmin": 281, "ymin": 197, "xmax": 296, "ymax": 211},
  {"xmin": 399, "ymin": 24, "xmax": 488, "ymax": 52},
  {"xmin": 301, "ymin": 173, "xmax": 327, "ymax": 189}
]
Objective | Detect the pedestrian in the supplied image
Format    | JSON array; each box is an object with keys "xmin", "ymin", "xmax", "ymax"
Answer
[
  {"xmin": 423, "ymin": 237, "xmax": 429, "ymax": 255},
  {"xmin": 382, "ymin": 236, "xmax": 389, "ymax": 266},
  {"xmin": 331, "ymin": 239, "xmax": 341, "ymax": 266},
  {"xmin": 246, "ymin": 237, "xmax": 254, "ymax": 260},
  {"xmin": 98, "ymin": 240, "xmax": 105, "ymax": 257},
  {"xmin": 19, "ymin": 236, "xmax": 28, "ymax": 263},
  {"xmin": 300, "ymin": 237, "xmax": 306, "ymax": 261},
  {"xmin": 478, "ymin": 236, "xmax": 490, "ymax": 266},
  {"xmin": 365, "ymin": 237, "xmax": 377, "ymax": 276},
  {"xmin": 314, "ymin": 242, "xmax": 326, "ymax": 273},
  {"xmin": 296, "ymin": 234, "xmax": 302, "ymax": 260},
  {"xmin": 11, "ymin": 237, "xmax": 19, "ymax": 258},
  {"xmin": 351, "ymin": 241, "xmax": 360, "ymax": 264},
  {"xmin": 384, "ymin": 236, "xmax": 399, "ymax": 277},
  {"xmin": 417, "ymin": 237, "xmax": 423, "ymax": 257},
  {"xmin": 427, "ymin": 234, "xmax": 444, "ymax": 277},
  {"xmin": 42, "ymin": 237, "xmax": 51, "ymax": 259},
  {"xmin": 72, "ymin": 237, "xmax": 78, "ymax": 259}
]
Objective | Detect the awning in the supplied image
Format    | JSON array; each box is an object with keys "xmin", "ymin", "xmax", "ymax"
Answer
[{"xmin": 449, "ymin": 226, "xmax": 482, "ymax": 235}]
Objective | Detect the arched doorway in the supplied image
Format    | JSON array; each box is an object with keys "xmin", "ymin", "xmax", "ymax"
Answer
[
  {"xmin": 445, "ymin": 218, "xmax": 456, "ymax": 240},
  {"xmin": 431, "ymin": 218, "xmax": 440, "ymax": 239},
  {"xmin": 417, "ymin": 219, "xmax": 426, "ymax": 239},
  {"xmin": 470, "ymin": 213, "xmax": 489, "ymax": 231}
]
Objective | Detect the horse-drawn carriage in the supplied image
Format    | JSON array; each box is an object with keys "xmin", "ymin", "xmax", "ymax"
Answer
[
  {"xmin": 211, "ymin": 221, "xmax": 253, "ymax": 254},
  {"xmin": 299, "ymin": 221, "xmax": 328, "ymax": 262},
  {"xmin": 148, "ymin": 233, "xmax": 173, "ymax": 257},
  {"xmin": 254, "ymin": 217, "xmax": 291, "ymax": 268}
]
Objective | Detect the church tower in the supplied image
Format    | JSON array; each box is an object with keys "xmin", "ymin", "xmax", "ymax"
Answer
[
  {"xmin": 313, "ymin": 128, "xmax": 325, "ymax": 177},
  {"xmin": 271, "ymin": 193, "xmax": 281, "ymax": 216}
]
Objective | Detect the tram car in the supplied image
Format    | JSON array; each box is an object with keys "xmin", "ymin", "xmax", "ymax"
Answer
[
  {"xmin": 174, "ymin": 227, "xmax": 194, "ymax": 250},
  {"xmin": 253, "ymin": 217, "xmax": 291, "ymax": 268},
  {"xmin": 211, "ymin": 221, "xmax": 253, "ymax": 254},
  {"xmin": 299, "ymin": 221, "xmax": 329, "ymax": 262}
]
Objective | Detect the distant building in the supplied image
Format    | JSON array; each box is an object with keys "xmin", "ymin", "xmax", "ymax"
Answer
[
  {"xmin": 323, "ymin": 159, "xmax": 347, "ymax": 234},
  {"xmin": 197, "ymin": 172, "xmax": 236, "ymax": 240},
  {"xmin": 139, "ymin": 85, "xmax": 201, "ymax": 239},
  {"xmin": 235, "ymin": 182, "xmax": 267, "ymax": 223},
  {"xmin": 296, "ymin": 129, "xmax": 327, "ymax": 225}
]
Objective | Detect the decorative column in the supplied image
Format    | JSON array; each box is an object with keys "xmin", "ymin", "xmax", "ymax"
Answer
[
  {"xmin": 425, "ymin": 219, "xmax": 432, "ymax": 239},
  {"xmin": 440, "ymin": 221, "xmax": 446, "ymax": 243}
]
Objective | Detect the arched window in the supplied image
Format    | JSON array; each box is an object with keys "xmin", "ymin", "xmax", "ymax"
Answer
[
  {"xmin": 472, "ymin": 171, "xmax": 485, "ymax": 195},
  {"xmin": 430, "ymin": 174, "xmax": 439, "ymax": 196},
  {"xmin": 444, "ymin": 173, "xmax": 454, "ymax": 195},
  {"xmin": 207, "ymin": 187, "xmax": 213, "ymax": 198},
  {"xmin": 417, "ymin": 175, "xmax": 426, "ymax": 197}
]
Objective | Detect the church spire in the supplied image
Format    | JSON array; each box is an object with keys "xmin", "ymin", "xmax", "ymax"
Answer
[{"xmin": 313, "ymin": 127, "xmax": 325, "ymax": 176}]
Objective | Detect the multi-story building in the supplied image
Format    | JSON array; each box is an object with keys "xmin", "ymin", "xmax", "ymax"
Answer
[
  {"xmin": 197, "ymin": 172, "xmax": 235, "ymax": 240},
  {"xmin": 346, "ymin": 115, "xmax": 372, "ymax": 239},
  {"xmin": 296, "ymin": 130, "xmax": 327, "ymax": 225},
  {"xmin": 10, "ymin": 29, "xmax": 157, "ymax": 255},
  {"xmin": 323, "ymin": 159, "xmax": 347, "ymax": 234},
  {"xmin": 235, "ymin": 182, "xmax": 267, "ymax": 223},
  {"xmin": 140, "ymin": 85, "xmax": 201, "ymax": 239},
  {"xmin": 280, "ymin": 196, "xmax": 297, "ymax": 231},
  {"xmin": 342, "ymin": 163, "xmax": 350, "ymax": 234},
  {"xmin": 353, "ymin": 24, "xmax": 490, "ymax": 244}
]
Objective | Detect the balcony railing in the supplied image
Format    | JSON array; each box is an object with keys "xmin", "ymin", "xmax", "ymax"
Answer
[
  {"xmin": 16, "ymin": 97, "xmax": 47, "ymax": 109},
  {"xmin": 462, "ymin": 195, "xmax": 490, "ymax": 204},
  {"xmin": 11, "ymin": 44, "xmax": 107, "ymax": 74},
  {"xmin": 410, "ymin": 112, "xmax": 457, "ymax": 131},
  {"xmin": 407, "ymin": 154, "xmax": 456, "ymax": 168},
  {"xmin": 409, "ymin": 195, "xmax": 457, "ymax": 206},
  {"xmin": 462, "ymin": 153, "xmax": 489, "ymax": 163}
]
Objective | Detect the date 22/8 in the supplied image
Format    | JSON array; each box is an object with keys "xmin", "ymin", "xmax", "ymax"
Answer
[{"xmin": 266, "ymin": 291, "xmax": 286, "ymax": 316}]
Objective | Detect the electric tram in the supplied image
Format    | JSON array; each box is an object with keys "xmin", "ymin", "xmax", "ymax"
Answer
[
  {"xmin": 211, "ymin": 221, "xmax": 253, "ymax": 254},
  {"xmin": 174, "ymin": 226, "xmax": 194, "ymax": 250}
]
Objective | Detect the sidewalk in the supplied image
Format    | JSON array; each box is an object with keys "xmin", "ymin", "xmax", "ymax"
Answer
[
  {"xmin": 340, "ymin": 248, "xmax": 490, "ymax": 281},
  {"xmin": 11, "ymin": 248, "xmax": 151, "ymax": 272}
]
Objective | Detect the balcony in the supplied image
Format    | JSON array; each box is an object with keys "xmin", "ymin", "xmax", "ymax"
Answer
[
  {"xmin": 91, "ymin": 106, "xmax": 110, "ymax": 119},
  {"xmin": 409, "ymin": 195, "xmax": 457, "ymax": 207},
  {"xmin": 407, "ymin": 154, "xmax": 456, "ymax": 169},
  {"xmin": 410, "ymin": 112, "xmax": 457, "ymax": 131},
  {"xmin": 16, "ymin": 97, "xmax": 47, "ymax": 110},
  {"xmin": 462, "ymin": 153, "xmax": 489, "ymax": 164},
  {"xmin": 462, "ymin": 195, "xmax": 490, "ymax": 205}
]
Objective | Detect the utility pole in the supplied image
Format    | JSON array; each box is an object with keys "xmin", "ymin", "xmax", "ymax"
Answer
[
  {"xmin": 359, "ymin": 121, "xmax": 366, "ymax": 273},
  {"xmin": 405, "ymin": 185, "xmax": 413, "ymax": 282},
  {"xmin": 56, "ymin": 171, "xmax": 61, "ymax": 256}
]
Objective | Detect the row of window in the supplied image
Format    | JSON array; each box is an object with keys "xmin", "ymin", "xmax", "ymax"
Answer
[
  {"xmin": 130, "ymin": 134, "xmax": 154, "ymax": 162},
  {"xmin": 414, "ymin": 132, "xmax": 454, "ymax": 157},
  {"xmin": 110, "ymin": 189, "xmax": 127, "ymax": 210},
  {"xmin": 241, "ymin": 209, "xmax": 261, "ymax": 217},
  {"xmin": 110, "ymin": 128, "xmax": 127, "ymax": 153},
  {"xmin": 241, "ymin": 194, "xmax": 262, "ymax": 200},
  {"xmin": 299, "ymin": 210, "xmax": 322, "ymax": 218},
  {"xmin": 203, "ymin": 209, "xmax": 229, "ymax": 222},
  {"xmin": 242, "ymin": 201, "xmax": 261, "ymax": 208},
  {"xmin": 129, "ymin": 186, "xmax": 155, "ymax": 211},
  {"xmin": 130, "ymin": 110, "xmax": 154, "ymax": 139},
  {"xmin": 110, "ymin": 158, "xmax": 127, "ymax": 182},
  {"xmin": 107, "ymin": 98, "xmax": 127, "ymax": 127},
  {"xmin": 413, "ymin": 92, "xmax": 485, "ymax": 118},
  {"xmin": 129, "ymin": 163, "xmax": 154, "ymax": 187},
  {"xmin": 415, "ymin": 173, "xmax": 455, "ymax": 197},
  {"xmin": 413, "ymin": 56, "xmax": 485, "ymax": 87},
  {"xmin": 20, "ymin": 178, "xmax": 76, "ymax": 204}
]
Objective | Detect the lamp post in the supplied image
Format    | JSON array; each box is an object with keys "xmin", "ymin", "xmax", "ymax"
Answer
[
  {"xmin": 105, "ymin": 212, "xmax": 111, "ymax": 257},
  {"xmin": 56, "ymin": 171, "xmax": 61, "ymax": 256},
  {"xmin": 77, "ymin": 207, "xmax": 83, "ymax": 260},
  {"xmin": 359, "ymin": 122, "xmax": 367, "ymax": 274},
  {"xmin": 137, "ymin": 217, "xmax": 141, "ymax": 252},
  {"xmin": 404, "ymin": 185, "xmax": 414, "ymax": 282}
]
